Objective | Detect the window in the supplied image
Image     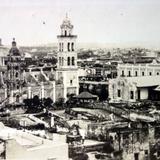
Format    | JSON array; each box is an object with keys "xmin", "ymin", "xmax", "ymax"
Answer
[
  {"xmin": 142, "ymin": 72, "xmax": 144, "ymax": 76},
  {"xmin": 130, "ymin": 91, "xmax": 134, "ymax": 99},
  {"xmin": 144, "ymin": 150, "xmax": 148, "ymax": 155},
  {"xmin": 135, "ymin": 71, "xmax": 138, "ymax": 76},
  {"xmin": 122, "ymin": 70, "xmax": 124, "ymax": 76},
  {"xmin": 128, "ymin": 71, "xmax": 131, "ymax": 77},
  {"xmin": 70, "ymin": 80, "xmax": 73, "ymax": 85},
  {"xmin": 65, "ymin": 30, "xmax": 67, "ymax": 36},
  {"xmin": 61, "ymin": 43, "xmax": 64, "ymax": 51},
  {"xmin": 117, "ymin": 89, "xmax": 121, "ymax": 97},
  {"xmin": 134, "ymin": 153, "xmax": 139, "ymax": 160},
  {"xmin": 59, "ymin": 57, "xmax": 61, "ymax": 66},
  {"xmin": 72, "ymin": 57, "xmax": 75, "ymax": 65},
  {"xmin": 62, "ymin": 57, "xmax": 64, "ymax": 66},
  {"xmin": 67, "ymin": 57, "xmax": 70, "ymax": 66},
  {"xmin": 157, "ymin": 72, "xmax": 159, "ymax": 75},
  {"xmin": 71, "ymin": 42, "xmax": 74, "ymax": 51},
  {"xmin": 149, "ymin": 72, "xmax": 152, "ymax": 76},
  {"xmin": 59, "ymin": 43, "xmax": 61, "ymax": 51},
  {"xmin": 68, "ymin": 43, "xmax": 70, "ymax": 52}
]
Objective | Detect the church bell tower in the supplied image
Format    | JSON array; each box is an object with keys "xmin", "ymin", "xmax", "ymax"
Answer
[
  {"xmin": 56, "ymin": 14, "xmax": 79, "ymax": 100},
  {"xmin": 7, "ymin": 38, "xmax": 24, "ymax": 103}
]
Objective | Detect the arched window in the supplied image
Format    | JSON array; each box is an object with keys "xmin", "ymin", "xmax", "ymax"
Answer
[
  {"xmin": 59, "ymin": 43, "xmax": 61, "ymax": 52},
  {"xmin": 65, "ymin": 30, "xmax": 67, "ymax": 36},
  {"xmin": 71, "ymin": 43, "xmax": 74, "ymax": 51},
  {"xmin": 67, "ymin": 57, "xmax": 70, "ymax": 66},
  {"xmin": 59, "ymin": 57, "xmax": 61, "ymax": 66},
  {"xmin": 72, "ymin": 57, "xmax": 75, "ymax": 65},
  {"xmin": 68, "ymin": 43, "xmax": 70, "ymax": 52},
  {"xmin": 62, "ymin": 57, "xmax": 64, "ymax": 66},
  {"xmin": 62, "ymin": 43, "xmax": 64, "ymax": 51},
  {"xmin": 128, "ymin": 71, "xmax": 131, "ymax": 77}
]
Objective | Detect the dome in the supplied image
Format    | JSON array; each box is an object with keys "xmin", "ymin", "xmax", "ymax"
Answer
[{"xmin": 8, "ymin": 38, "xmax": 21, "ymax": 56}]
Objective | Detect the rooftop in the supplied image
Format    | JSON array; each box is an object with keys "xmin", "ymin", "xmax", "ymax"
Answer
[
  {"xmin": 0, "ymin": 122, "xmax": 66, "ymax": 149},
  {"xmin": 76, "ymin": 91, "xmax": 98, "ymax": 99}
]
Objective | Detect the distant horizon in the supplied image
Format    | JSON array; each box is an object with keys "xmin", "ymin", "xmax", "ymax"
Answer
[{"xmin": 2, "ymin": 41, "xmax": 160, "ymax": 50}]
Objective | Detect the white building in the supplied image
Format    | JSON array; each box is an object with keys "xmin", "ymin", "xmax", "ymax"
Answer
[
  {"xmin": 56, "ymin": 15, "xmax": 79, "ymax": 100},
  {"xmin": 109, "ymin": 76, "xmax": 160, "ymax": 103},
  {"xmin": 117, "ymin": 62, "xmax": 160, "ymax": 77}
]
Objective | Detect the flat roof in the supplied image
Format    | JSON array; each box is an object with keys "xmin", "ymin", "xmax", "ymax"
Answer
[{"xmin": 0, "ymin": 123, "xmax": 66, "ymax": 150}]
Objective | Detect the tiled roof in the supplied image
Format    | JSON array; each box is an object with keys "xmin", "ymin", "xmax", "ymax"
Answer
[{"xmin": 76, "ymin": 91, "xmax": 98, "ymax": 99}]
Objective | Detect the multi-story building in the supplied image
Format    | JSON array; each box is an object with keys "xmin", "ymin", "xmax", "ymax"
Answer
[
  {"xmin": 109, "ymin": 76, "xmax": 160, "ymax": 103},
  {"xmin": 56, "ymin": 15, "xmax": 79, "ymax": 100},
  {"xmin": 109, "ymin": 61, "xmax": 160, "ymax": 103},
  {"xmin": 117, "ymin": 62, "xmax": 160, "ymax": 77}
]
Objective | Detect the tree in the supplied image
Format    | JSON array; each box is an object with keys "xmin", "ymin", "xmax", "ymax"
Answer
[
  {"xmin": 32, "ymin": 95, "xmax": 40, "ymax": 107},
  {"xmin": 44, "ymin": 97, "xmax": 53, "ymax": 108},
  {"xmin": 23, "ymin": 99, "xmax": 32, "ymax": 107},
  {"xmin": 55, "ymin": 97, "xmax": 65, "ymax": 108}
]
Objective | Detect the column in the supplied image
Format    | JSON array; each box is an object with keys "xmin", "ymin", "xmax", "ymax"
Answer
[
  {"xmin": 52, "ymin": 81, "xmax": 56, "ymax": 103},
  {"xmin": 4, "ymin": 88, "xmax": 7, "ymax": 99},
  {"xmin": 50, "ymin": 116, "xmax": 54, "ymax": 127},
  {"xmin": 28, "ymin": 86, "xmax": 31, "ymax": 99},
  {"xmin": 41, "ymin": 84, "xmax": 44, "ymax": 99}
]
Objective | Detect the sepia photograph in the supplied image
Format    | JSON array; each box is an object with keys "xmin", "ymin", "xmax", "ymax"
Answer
[{"xmin": 0, "ymin": 0, "xmax": 160, "ymax": 159}]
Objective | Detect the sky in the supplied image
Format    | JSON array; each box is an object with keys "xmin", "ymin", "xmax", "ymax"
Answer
[{"xmin": 0, "ymin": 0, "xmax": 160, "ymax": 48}]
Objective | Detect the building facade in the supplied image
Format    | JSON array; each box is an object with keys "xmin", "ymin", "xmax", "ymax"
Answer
[
  {"xmin": 109, "ymin": 76, "xmax": 160, "ymax": 103},
  {"xmin": 117, "ymin": 62, "xmax": 160, "ymax": 77},
  {"xmin": 6, "ymin": 38, "xmax": 25, "ymax": 103},
  {"xmin": 56, "ymin": 15, "xmax": 79, "ymax": 100}
]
